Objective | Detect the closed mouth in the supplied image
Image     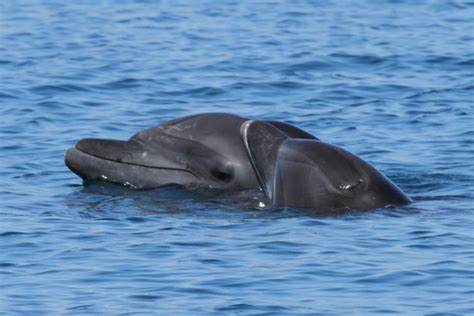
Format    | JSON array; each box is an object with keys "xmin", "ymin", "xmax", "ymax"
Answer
[
  {"xmin": 70, "ymin": 146, "xmax": 195, "ymax": 176},
  {"xmin": 64, "ymin": 147, "xmax": 196, "ymax": 189}
]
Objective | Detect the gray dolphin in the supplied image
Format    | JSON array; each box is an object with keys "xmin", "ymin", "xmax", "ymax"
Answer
[
  {"xmin": 65, "ymin": 113, "xmax": 410, "ymax": 211},
  {"xmin": 240, "ymin": 120, "xmax": 411, "ymax": 211}
]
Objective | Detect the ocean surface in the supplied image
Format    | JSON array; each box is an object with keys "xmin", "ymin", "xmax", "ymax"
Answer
[{"xmin": 1, "ymin": 1, "xmax": 473, "ymax": 315}]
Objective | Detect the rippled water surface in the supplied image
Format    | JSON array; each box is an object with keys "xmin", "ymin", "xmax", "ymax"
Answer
[{"xmin": 1, "ymin": 1, "xmax": 473, "ymax": 315}]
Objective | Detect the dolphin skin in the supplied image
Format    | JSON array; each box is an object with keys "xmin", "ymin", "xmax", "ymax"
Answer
[{"xmin": 65, "ymin": 113, "xmax": 410, "ymax": 211}]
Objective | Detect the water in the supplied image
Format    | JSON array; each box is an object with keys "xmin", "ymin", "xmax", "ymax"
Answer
[{"xmin": 1, "ymin": 0, "xmax": 473, "ymax": 314}]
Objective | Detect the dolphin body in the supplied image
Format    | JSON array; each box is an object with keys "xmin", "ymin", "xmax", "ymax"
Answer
[{"xmin": 65, "ymin": 113, "xmax": 410, "ymax": 211}]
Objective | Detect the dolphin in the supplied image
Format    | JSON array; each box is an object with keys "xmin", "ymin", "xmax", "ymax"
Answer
[
  {"xmin": 65, "ymin": 113, "xmax": 410, "ymax": 211},
  {"xmin": 240, "ymin": 120, "xmax": 411, "ymax": 211}
]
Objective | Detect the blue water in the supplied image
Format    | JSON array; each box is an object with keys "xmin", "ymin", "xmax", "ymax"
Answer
[{"xmin": 1, "ymin": 1, "xmax": 473, "ymax": 314}]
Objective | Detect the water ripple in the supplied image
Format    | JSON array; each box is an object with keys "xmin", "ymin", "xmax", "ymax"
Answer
[{"xmin": 29, "ymin": 84, "xmax": 90, "ymax": 94}]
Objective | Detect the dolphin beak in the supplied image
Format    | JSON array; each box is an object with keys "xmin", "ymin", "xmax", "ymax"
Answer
[
  {"xmin": 75, "ymin": 138, "xmax": 145, "ymax": 164},
  {"xmin": 65, "ymin": 138, "xmax": 146, "ymax": 182},
  {"xmin": 65, "ymin": 138, "xmax": 140, "ymax": 183},
  {"xmin": 65, "ymin": 147, "xmax": 106, "ymax": 182},
  {"xmin": 65, "ymin": 138, "xmax": 197, "ymax": 189}
]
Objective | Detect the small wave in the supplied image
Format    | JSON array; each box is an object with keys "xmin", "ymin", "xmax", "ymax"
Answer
[
  {"xmin": 0, "ymin": 92, "xmax": 17, "ymax": 99},
  {"xmin": 0, "ymin": 231, "xmax": 28, "ymax": 237},
  {"xmin": 267, "ymin": 80, "xmax": 306, "ymax": 89},
  {"xmin": 457, "ymin": 58, "xmax": 474, "ymax": 65},
  {"xmin": 37, "ymin": 101, "xmax": 67, "ymax": 110},
  {"xmin": 29, "ymin": 84, "xmax": 90, "ymax": 94},
  {"xmin": 9, "ymin": 32, "xmax": 33, "ymax": 37},
  {"xmin": 164, "ymin": 87, "xmax": 225, "ymax": 97},
  {"xmin": 217, "ymin": 303, "xmax": 288, "ymax": 313},
  {"xmin": 425, "ymin": 55, "xmax": 459, "ymax": 64},
  {"xmin": 404, "ymin": 87, "xmax": 453, "ymax": 99},
  {"xmin": 9, "ymin": 242, "xmax": 38, "ymax": 248},
  {"xmin": 283, "ymin": 11, "xmax": 311, "ymax": 18},
  {"xmin": 67, "ymin": 304, "xmax": 95, "ymax": 312},
  {"xmin": 426, "ymin": 260, "xmax": 460, "ymax": 266},
  {"xmin": 228, "ymin": 80, "xmax": 306, "ymax": 91},
  {"xmin": 94, "ymin": 78, "xmax": 156, "ymax": 90},
  {"xmin": 227, "ymin": 82, "xmax": 267, "ymax": 91},
  {"xmin": 282, "ymin": 60, "xmax": 333, "ymax": 74},
  {"xmin": 127, "ymin": 294, "xmax": 162, "ymax": 301},
  {"xmin": 117, "ymin": 14, "xmax": 184, "ymax": 25},
  {"xmin": 330, "ymin": 52, "xmax": 386, "ymax": 65}
]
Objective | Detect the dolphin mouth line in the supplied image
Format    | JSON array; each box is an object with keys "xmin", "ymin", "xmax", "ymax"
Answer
[{"xmin": 71, "ymin": 147, "xmax": 197, "ymax": 177}]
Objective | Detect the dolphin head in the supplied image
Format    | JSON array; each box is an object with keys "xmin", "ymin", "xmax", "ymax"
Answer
[
  {"xmin": 65, "ymin": 125, "xmax": 259, "ymax": 191},
  {"xmin": 65, "ymin": 114, "xmax": 271, "ymax": 191},
  {"xmin": 271, "ymin": 139, "xmax": 411, "ymax": 211},
  {"xmin": 241, "ymin": 120, "xmax": 411, "ymax": 211}
]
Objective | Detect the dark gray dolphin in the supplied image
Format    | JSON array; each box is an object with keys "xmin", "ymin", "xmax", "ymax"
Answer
[
  {"xmin": 65, "ymin": 113, "xmax": 410, "ymax": 211},
  {"xmin": 65, "ymin": 113, "xmax": 314, "ymax": 191},
  {"xmin": 241, "ymin": 120, "xmax": 411, "ymax": 211}
]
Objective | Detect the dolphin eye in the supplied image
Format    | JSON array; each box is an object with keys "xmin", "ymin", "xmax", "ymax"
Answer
[
  {"xmin": 338, "ymin": 179, "xmax": 363, "ymax": 191},
  {"xmin": 211, "ymin": 169, "xmax": 233, "ymax": 182}
]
